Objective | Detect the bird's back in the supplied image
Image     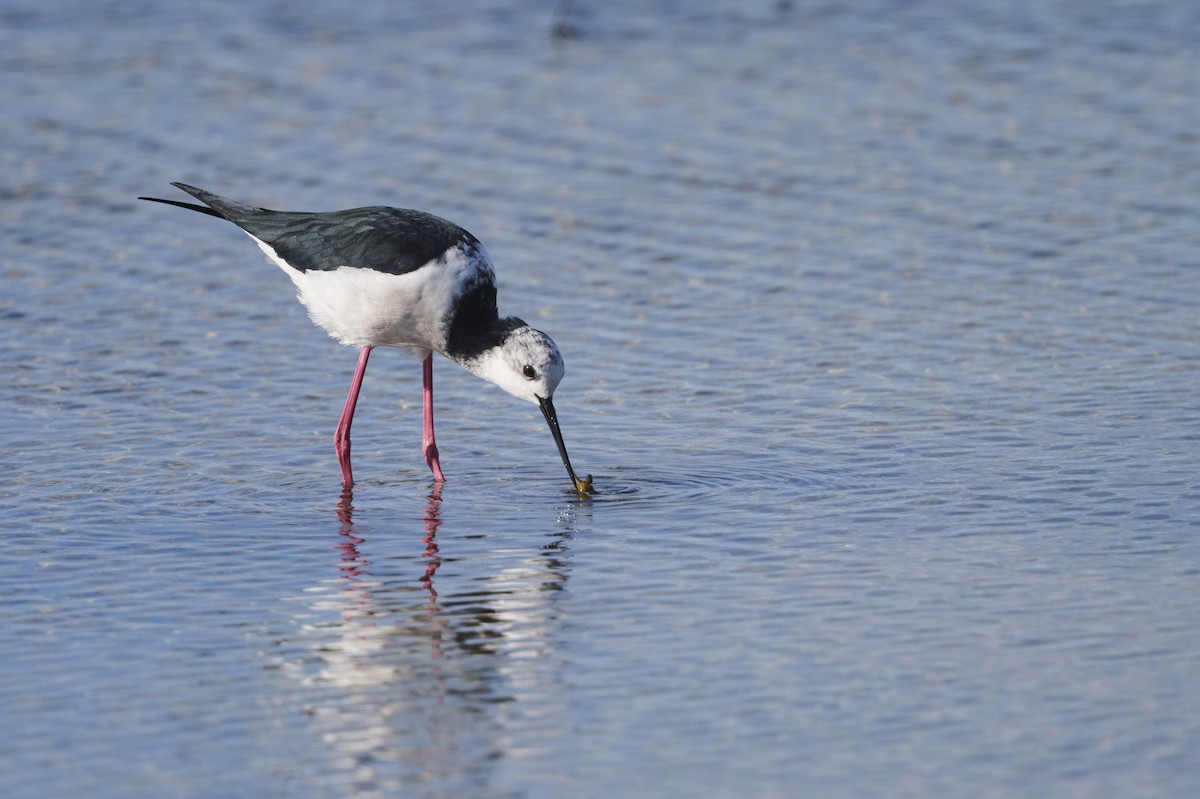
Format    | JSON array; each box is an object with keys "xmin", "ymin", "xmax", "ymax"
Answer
[
  {"xmin": 168, "ymin": 183, "xmax": 476, "ymax": 277},
  {"xmin": 240, "ymin": 206, "xmax": 478, "ymax": 276}
]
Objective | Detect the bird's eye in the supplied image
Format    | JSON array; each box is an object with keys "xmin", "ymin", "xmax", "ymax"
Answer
[{"xmin": 522, "ymin": 365, "xmax": 537, "ymax": 380}]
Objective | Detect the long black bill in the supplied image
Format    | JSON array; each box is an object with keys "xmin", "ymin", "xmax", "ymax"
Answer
[{"xmin": 538, "ymin": 396, "xmax": 593, "ymax": 494}]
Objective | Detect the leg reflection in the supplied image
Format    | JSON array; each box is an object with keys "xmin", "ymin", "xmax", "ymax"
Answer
[
  {"xmin": 421, "ymin": 483, "xmax": 446, "ymax": 668},
  {"xmin": 335, "ymin": 485, "xmax": 369, "ymax": 600},
  {"xmin": 421, "ymin": 482, "xmax": 444, "ymax": 597}
]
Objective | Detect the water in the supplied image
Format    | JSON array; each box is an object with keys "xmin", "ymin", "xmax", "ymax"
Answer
[{"xmin": 2, "ymin": 1, "xmax": 1199, "ymax": 796}]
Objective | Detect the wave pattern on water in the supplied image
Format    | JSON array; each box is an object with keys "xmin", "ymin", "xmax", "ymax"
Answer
[{"xmin": 2, "ymin": 2, "xmax": 1200, "ymax": 798}]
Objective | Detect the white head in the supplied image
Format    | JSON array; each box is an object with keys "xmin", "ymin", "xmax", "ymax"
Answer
[{"xmin": 464, "ymin": 325, "xmax": 564, "ymax": 404}]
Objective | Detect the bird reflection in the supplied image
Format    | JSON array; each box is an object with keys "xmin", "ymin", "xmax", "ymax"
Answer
[{"xmin": 277, "ymin": 482, "xmax": 578, "ymax": 791}]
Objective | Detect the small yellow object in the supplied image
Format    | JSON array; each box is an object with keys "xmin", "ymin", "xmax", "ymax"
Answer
[{"xmin": 574, "ymin": 474, "xmax": 595, "ymax": 495}]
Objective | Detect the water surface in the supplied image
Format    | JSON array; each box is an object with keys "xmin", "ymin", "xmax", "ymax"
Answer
[{"xmin": 2, "ymin": 2, "xmax": 1198, "ymax": 797}]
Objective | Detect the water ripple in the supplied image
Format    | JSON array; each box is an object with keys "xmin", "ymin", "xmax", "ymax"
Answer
[{"xmin": 553, "ymin": 462, "xmax": 846, "ymax": 506}]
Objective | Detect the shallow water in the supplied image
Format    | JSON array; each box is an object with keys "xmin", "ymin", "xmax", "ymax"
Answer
[{"xmin": 3, "ymin": 1, "xmax": 1199, "ymax": 797}]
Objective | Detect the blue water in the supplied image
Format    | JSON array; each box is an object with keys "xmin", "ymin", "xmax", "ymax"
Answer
[{"xmin": 2, "ymin": 2, "xmax": 1199, "ymax": 797}]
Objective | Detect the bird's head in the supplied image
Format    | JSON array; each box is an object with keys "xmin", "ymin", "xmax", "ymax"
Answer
[{"xmin": 468, "ymin": 324, "xmax": 564, "ymax": 405}]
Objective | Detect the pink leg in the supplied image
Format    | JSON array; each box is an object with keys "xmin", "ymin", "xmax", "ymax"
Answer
[
  {"xmin": 334, "ymin": 346, "xmax": 372, "ymax": 486},
  {"xmin": 423, "ymin": 353, "xmax": 446, "ymax": 482}
]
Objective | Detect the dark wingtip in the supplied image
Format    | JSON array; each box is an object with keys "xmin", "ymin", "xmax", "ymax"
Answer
[
  {"xmin": 138, "ymin": 182, "xmax": 264, "ymax": 219},
  {"xmin": 137, "ymin": 194, "xmax": 222, "ymax": 218}
]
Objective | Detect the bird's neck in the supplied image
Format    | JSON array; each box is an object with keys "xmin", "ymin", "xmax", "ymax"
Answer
[
  {"xmin": 454, "ymin": 319, "xmax": 533, "ymax": 403},
  {"xmin": 446, "ymin": 313, "xmax": 526, "ymax": 366},
  {"xmin": 445, "ymin": 272, "xmax": 498, "ymax": 360}
]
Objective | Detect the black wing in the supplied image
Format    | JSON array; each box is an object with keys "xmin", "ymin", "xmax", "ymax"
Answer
[{"xmin": 142, "ymin": 182, "xmax": 477, "ymax": 276}]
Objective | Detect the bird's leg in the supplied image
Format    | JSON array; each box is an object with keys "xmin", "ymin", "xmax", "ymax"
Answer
[
  {"xmin": 335, "ymin": 346, "xmax": 372, "ymax": 486},
  {"xmin": 422, "ymin": 353, "xmax": 446, "ymax": 482}
]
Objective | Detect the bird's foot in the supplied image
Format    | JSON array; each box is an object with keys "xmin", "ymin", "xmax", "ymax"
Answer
[{"xmin": 425, "ymin": 443, "xmax": 446, "ymax": 482}]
